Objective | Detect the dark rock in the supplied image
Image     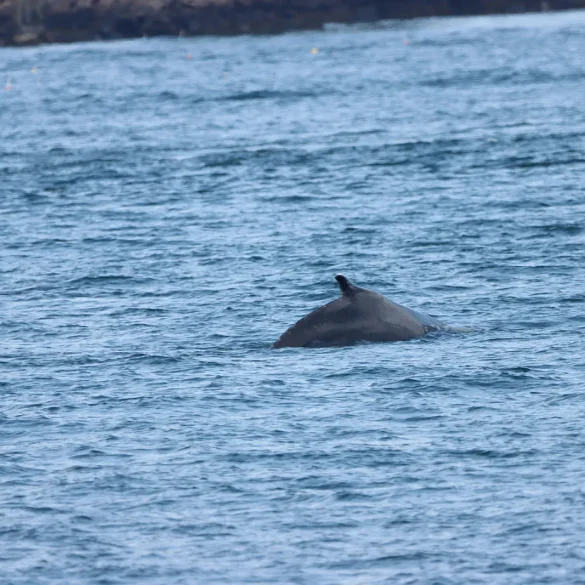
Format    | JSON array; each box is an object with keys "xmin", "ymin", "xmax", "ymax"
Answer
[{"xmin": 1, "ymin": 0, "xmax": 585, "ymax": 47}]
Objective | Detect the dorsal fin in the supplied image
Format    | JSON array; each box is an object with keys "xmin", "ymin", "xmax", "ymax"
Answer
[{"xmin": 335, "ymin": 274, "xmax": 356, "ymax": 296}]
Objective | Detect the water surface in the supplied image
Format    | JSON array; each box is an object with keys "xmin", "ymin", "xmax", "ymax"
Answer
[{"xmin": 2, "ymin": 10, "xmax": 585, "ymax": 584}]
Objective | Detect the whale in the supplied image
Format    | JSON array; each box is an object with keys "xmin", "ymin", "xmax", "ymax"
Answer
[{"xmin": 272, "ymin": 274, "xmax": 443, "ymax": 349}]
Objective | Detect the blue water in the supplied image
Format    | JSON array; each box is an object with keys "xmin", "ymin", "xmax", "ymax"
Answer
[{"xmin": 2, "ymin": 9, "xmax": 585, "ymax": 584}]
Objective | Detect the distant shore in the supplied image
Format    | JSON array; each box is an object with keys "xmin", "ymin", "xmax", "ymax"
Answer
[{"xmin": 1, "ymin": 0, "xmax": 584, "ymax": 47}]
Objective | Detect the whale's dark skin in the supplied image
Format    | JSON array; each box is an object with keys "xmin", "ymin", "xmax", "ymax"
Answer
[{"xmin": 272, "ymin": 275, "xmax": 443, "ymax": 349}]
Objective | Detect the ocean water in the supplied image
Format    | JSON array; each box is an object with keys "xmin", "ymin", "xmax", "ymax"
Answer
[{"xmin": 2, "ymin": 9, "xmax": 585, "ymax": 584}]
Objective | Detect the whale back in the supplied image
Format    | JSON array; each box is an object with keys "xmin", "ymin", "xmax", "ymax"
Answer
[{"xmin": 272, "ymin": 276, "xmax": 440, "ymax": 349}]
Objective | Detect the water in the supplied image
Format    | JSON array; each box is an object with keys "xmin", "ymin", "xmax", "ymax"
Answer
[{"xmin": 2, "ymin": 9, "xmax": 585, "ymax": 584}]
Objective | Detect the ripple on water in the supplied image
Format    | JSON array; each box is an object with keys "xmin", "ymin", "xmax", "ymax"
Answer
[{"xmin": 2, "ymin": 9, "xmax": 585, "ymax": 585}]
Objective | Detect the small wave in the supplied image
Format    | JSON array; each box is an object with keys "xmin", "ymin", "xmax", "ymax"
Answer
[
  {"xmin": 267, "ymin": 194, "xmax": 315, "ymax": 204},
  {"xmin": 108, "ymin": 307, "xmax": 167, "ymax": 316},
  {"xmin": 68, "ymin": 275, "xmax": 155, "ymax": 286},
  {"xmin": 533, "ymin": 223, "xmax": 583, "ymax": 235},
  {"xmin": 420, "ymin": 69, "xmax": 584, "ymax": 89},
  {"xmin": 507, "ymin": 157, "xmax": 585, "ymax": 169},
  {"xmin": 446, "ymin": 448, "xmax": 538, "ymax": 459},
  {"xmin": 158, "ymin": 90, "xmax": 179, "ymax": 100},
  {"xmin": 219, "ymin": 89, "xmax": 318, "ymax": 102},
  {"xmin": 71, "ymin": 449, "xmax": 108, "ymax": 459}
]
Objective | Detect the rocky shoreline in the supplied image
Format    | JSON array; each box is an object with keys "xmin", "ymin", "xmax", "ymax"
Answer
[{"xmin": 1, "ymin": 0, "xmax": 584, "ymax": 47}]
